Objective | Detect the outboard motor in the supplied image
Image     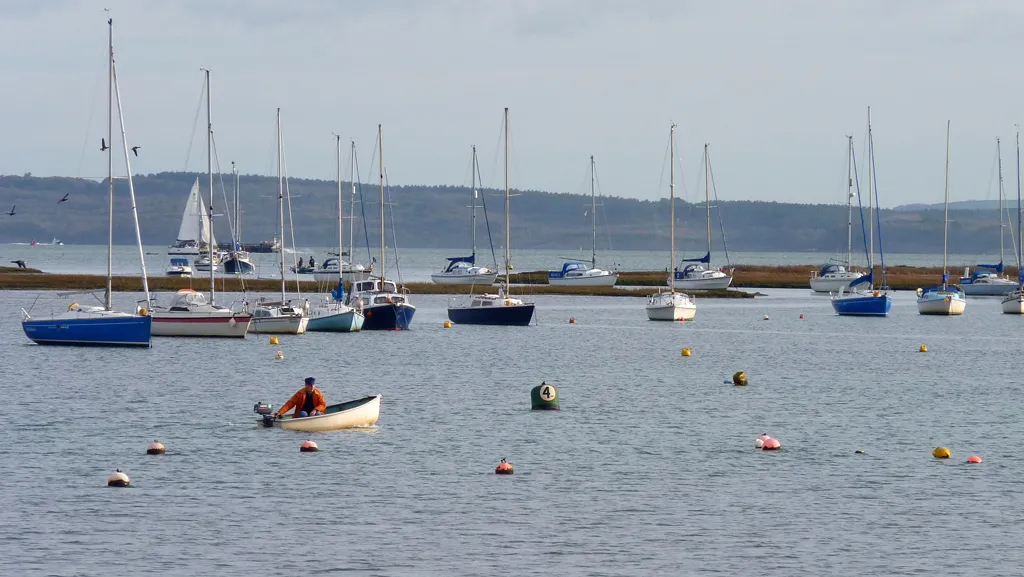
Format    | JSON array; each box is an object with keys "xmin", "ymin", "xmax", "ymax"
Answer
[{"xmin": 254, "ymin": 401, "xmax": 276, "ymax": 428}]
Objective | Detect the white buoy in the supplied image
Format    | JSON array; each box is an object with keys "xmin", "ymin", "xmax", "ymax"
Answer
[{"xmin": 107, "ymin": 469, "xmax": 130, "ymax": 487}]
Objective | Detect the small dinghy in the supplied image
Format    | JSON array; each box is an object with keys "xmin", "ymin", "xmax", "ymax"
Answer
[{"xmin": 254, "ymin": 395, "xmax": 380, "ymax": 432}]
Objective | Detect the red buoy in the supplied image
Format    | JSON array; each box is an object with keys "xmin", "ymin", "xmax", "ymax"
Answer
[
  {"xmin": 967, "ymin": 455, "xmax": 982, "ymax": 464},
  {"xmin": 300, "ymin": 440, "xmax": 319, "ymax": 453},
  {"xmin": 495, "ymin": 458, "xmax": 513, "ymax": 474}
]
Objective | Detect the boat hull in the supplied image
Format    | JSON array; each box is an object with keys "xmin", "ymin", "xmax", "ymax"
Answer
[
  {"xmin": 831, "ymin": 293, "xmax": 891, "ymax": 316},
  {"xmin": 251, "ymin": 316, "xmax": 309, "ymax": 334},
  {"xmin": 307, "ymin": 310, "xmax": 364, "ymax": 332},
  {"xmin": 917, "ymin": 292, "xmax": 967, "ymax": 315},
  {"xmin": 1001, "ymin": 292, "xmax": 1024, "ymax": 314},
  {"xmin": 151, "ymin": 313, "xmax": 251, "ymax": 337},
  {"xmin": 960, "ymin": 280, "xmax": 1018, "ymax": 296},
  {"xmin": 430, "ymin": 272, "xmax": 499, "ymax": 285},
  {"xmin": 669, "ymin": 274, "xmax": 733, "ymax": 291},
  {"xmin": 260, "ymin": 395, "xmax": 381, "ymax": 432},
  {"xmin": 548, "ymin": 273, "xmax": 618, "ymax": 287},
  {"xmin": 222, "ymin": 258, "xmax": 255, "ymax": 274},
  {"xmin": 810, "ymin": 274, "xmax": 864, "ymax": 293},
  {"xmin": 22, "ymin": 315, "xmax": 152, "ymax": 347},
  {"xmin": 447, "ymin": 303, "xmax": 535, "ymax": 325},
  {"xmin": 361, "ymin": 303, "xmax": 415, "ymax": 330},
  {"xmin": 313, "ymin": 270, "xmax": 373, "ymax": 284},
  {"xmin": 646, "ymin": 304, "xmax": 697, "ymax": 321}
]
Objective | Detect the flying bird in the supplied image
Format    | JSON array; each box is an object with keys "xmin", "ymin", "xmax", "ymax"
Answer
[
  {"xmin": 58, "ymin": 193, "xmax": 69, "ymax": 204},
  {"xmin": 131, "ymin": 145, "xmax": 140, "ymax": 156},
  {"xmin": 6, "ymin": 205, "xmax": 14, "ymax": 216},
  {"xmin": 100, "ymin": 138, "xmax": 109, "ymax": 151}
]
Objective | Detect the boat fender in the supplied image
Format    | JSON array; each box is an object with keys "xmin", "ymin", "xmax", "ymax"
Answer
[
  {"xmin": 873, "ymin": 291, "xmax": 880, "ymax": 297},
  {"xmin": 138, "ymin": 307, "xmax": 148, "ymax": 316},
  {"xmin": 67, "ymin": 302, "xmax": 79, "ymax": 311},
  {"xmin": 944, "ymin": 296, "xmax": 951, "ymax": 304}
]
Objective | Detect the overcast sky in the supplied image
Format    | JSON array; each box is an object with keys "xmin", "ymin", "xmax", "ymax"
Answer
[{"xmin": 1, "ymin": 0, "xmax": 1022, "ymax": 207}]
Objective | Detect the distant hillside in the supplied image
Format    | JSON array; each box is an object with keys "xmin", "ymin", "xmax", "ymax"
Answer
[
  {"xmin": 893, "ymin": 200, "xmax": 1003, "ymax": 212},
  {"xmin": 0, "ymin": 172, "xmax": 1014, "ymax": 255}
]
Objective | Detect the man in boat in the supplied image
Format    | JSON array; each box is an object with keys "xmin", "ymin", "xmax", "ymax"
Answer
[
  {"xmin": 308, "ymin": 255, "xmax": 315, "ymax": 269},
  {"xmin": 274, "ymin": 377, "xmax": 326, "ymax": 418}
]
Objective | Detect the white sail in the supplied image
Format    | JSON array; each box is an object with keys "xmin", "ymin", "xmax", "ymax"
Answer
[{"xmin": 174, "ymin": 178, "xmax": 216, "ymax": 247}]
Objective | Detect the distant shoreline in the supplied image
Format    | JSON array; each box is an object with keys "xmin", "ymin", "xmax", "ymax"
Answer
[{"xmin": 0, "ymin": 264, "xmax": 986, "ymax": 295}]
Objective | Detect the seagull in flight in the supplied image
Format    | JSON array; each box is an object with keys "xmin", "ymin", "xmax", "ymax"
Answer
[
  {"xmin": 58, "ymin": 193, "xmax": 69, "ymax": 204},
  {"xmin": 131, "ymin": 145, "xmax": 141, "ymax": 157},
  {"xmin": 6, "ymin": 205, "xmax": 14, "ymax": 216},
  {"xmin": 100, "ymin": 138, "xmax": 109, "ymax": 151}
]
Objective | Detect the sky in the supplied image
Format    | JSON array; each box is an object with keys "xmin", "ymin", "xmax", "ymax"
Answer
[{"xmin": 1, "ymin": 0, "xmax": 1023, "ymax": 208}]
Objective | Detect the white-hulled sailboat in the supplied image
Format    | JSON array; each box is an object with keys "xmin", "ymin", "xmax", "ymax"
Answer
[
  {"xmin": 647, "ymin": 123, "xmax": 697, "ymax": 321},
  {"xmin": 917, "ymin": 121, "xmax": 966, "ymax": 315},
  {"xmin": 431, "ymin": 145, "xmax": 499, "ymax": 286},
  {"xmin": 548, "ymin": 155, "xmax": 618, "ymax": 287},
  {"xmin": 672, "ymin": 144, "xmax": 733, "ymax": 290},
  {"xmin": 251, "ymin": 108, "xmax": 309, "ymax": 334},
  {"xmin": 151, "ymin": 70, "xmax": 252, "ymax": 338},
  {"xmin": 1001, "ymin": 131, "xmax": 1024, "ymax": 314}
]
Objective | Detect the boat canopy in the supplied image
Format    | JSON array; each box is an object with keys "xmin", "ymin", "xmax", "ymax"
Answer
[
  {"xmin": 849, "ymin": 270, "xmax": 872, "ymax": 288},
  {"xmin": 680, "ymin": 263, "xmax": 705, "ymax": 276},
  {"xmin": 443, "ymin": 254, "xmax": 475, "ymax": 273},
  {"xmin": 681, "ymin": 251, "xmax": 711, "ymax": 264},
  {"xmin": 818, "ymin": 263, "xmax": 845, "ymax": 276},
  {"xmin": 977, "ymin": 261, "xmax": 1005, "ymax": 273},
  {"xmin": 549, "ymin": 261, "xmax": 585, "ymax": 278},
  {"xmin": 169, "ymin": 290, "xmax": 208, "ymax": 308}
]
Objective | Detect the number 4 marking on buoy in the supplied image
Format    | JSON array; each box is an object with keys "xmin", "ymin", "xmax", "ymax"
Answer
[{"xmin": 540, "ymin": 385, "xmax": 557, "ymax": 400}]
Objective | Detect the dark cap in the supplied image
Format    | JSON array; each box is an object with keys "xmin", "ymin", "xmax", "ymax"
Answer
[{"xmin": 304, "ymin": 377, "xmax": 315, "ymax": 385}]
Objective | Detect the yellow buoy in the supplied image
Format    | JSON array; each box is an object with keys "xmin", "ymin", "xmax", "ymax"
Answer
[
  {"xmin": 269, "ymin": 336, "xmax": 279, "ymax": 345},
  {"xmin": 443, "ymin": 320, "xmax": 452, "ymax": 328},
  {"xmin": 275, "ymin": 351, "xmax": 284, "ymax": 360},
  {"xmin": 681, "ymin": 348, "xmax": 691, "ymax": 357},
  {"xmin": 932, "ymin": 446, "xmax": 951, "ymax": 459},
  {"xmin": 919, "ymin": 344, "xmax": 928, "ymax": 353},
  {"xmin": 732, "ymin": 371, "xmax": 748, "ymax": 386}
]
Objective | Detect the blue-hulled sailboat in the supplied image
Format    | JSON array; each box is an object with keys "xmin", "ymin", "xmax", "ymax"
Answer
[
  {"xmin": 832, "ymin": 111, "xmax": 892, "ymax": 317},
  {"xmin": 447, "ymin": 108, "xmax": 535, "ymax": 326},
  {"xmin": 21, "ymin": 18, "xmax": 152, "ymax": 347}
]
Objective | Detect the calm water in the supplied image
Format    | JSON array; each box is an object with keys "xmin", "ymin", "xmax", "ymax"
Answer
[
  {"xmin": 1, "ymin": 243, "xmax": 1005, "ymax": 282},
  {"xmin": 2, "ymin": 287, "xmax": 1023, "ymax": 575}
]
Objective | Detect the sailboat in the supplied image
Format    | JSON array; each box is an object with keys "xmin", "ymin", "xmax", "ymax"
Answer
[
  {"xmin": 960, "ymin": 138, "xmax": 1017, "ymax": 295},
  {"xmin": 431, "ymin": 145, "xmax": 499, "ymax": 285},
  {"xmin": 222, "ymin": 164, "xmax": 255, "ymax": 274},
  {"xmin": 251, "ymin": 108, "xmax": 309, "ymax": 334},
  {"xmin": 917, "ymin": 121, "xmax": 967, "ymax": 315},
  {"xmin": 306, "ymin": 135, "xmax": 366, "ymax": 332},
  {"xmin": 168, "ymin": 178, "xmax": 216, "ymax": 256},
  {"xmin": 313, "ymin": 140, "xmax": 373, "ymax": 283},
  {"xmin": 548, "ymin": 155, "xmax": 618, "ymax": 286},
  {"xmin": 348, "ymin": 125, "xmax": 416, "ymax": 330},
  {"xmin": 447, "ymin": 108, "xmax": 535, "ymax": 326},
  {"xmin": 810, "ymin": 139, "xmax": 865, "ymax": 292},
  {"xmin": 21, "ymin": 17, "xmax": 152, "ymax": 347},
  {"xmin": 1001, "ymin": 132, "xmax": 1024, "ymax": 314},
  {"xmin": 151, "ymin": 69, "xmax": 252, "ymax": 338},
  {"xmin": 831, "ymin": 114, "xmax": 892, "ymax": 316},
  {"xmin": 672, "ymin": 144, "xmax": 732, "ymax": 290},
  {"xmin": 647, "ymin": 123, "xmax": 697, "ymax": 321}
]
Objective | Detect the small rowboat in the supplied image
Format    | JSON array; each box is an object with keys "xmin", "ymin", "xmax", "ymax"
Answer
[{"xmin": 257, "ymin": 395, "xmax": 381, "ymax": 432}]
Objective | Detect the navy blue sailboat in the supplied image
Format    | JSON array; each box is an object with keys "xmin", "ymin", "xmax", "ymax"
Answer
[{"xmin": 832, "ymin": 111, "xmax": 891, "ymax": 317}]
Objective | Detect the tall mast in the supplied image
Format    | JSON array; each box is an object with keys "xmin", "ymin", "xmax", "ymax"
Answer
[
  {"xmin": 105, "ymin": 17, "xmax": 113, "ymax": 310},
  {"xmin": 504, "ymin": 107, "xmax": 511, "ymax": 293},
  {"xmin": 846, "ymin": 135, "xmax": 854, "ymax": 268},
  {"xmin": 472, "ymin": 145, "xmax": 478, "ymax": 259},
  {"xmin": 378, "ymin": 125, "xmax": 386, "ymax": 284},
  {"xmin": 997, "ymin": 139, "xmax": 1005, "ymax": 268},
  {"xmin": 232, "ymin": 161, "xmax": 239, "ymax": 245},
  {"xmin": 942, "ymin": 120, "xmax": 951, "ymax": 287},
  {"xmin": 336, "ymin": 134, "xmax": 343, "ymax": 281},
  {"xmin": 591, "ymin": 154, "xmax": 597, "ymax": 268},
  {"xmin": 1017, "ymin": 130, "xmax": 1022, "ymax": 284},
  {"xmin": 670, "ymin": 123, "xmax": 676, "ymax": 293},
  {"xmin": 204, "ymin": 68, "xmax": 215, "ymax": 302},
  {"xmin": 867, "ymin": 108, "xmax": 874, "ymax": 276},
  {"xmin": 350, "ymin": 140, "xmax": 357, "ymax": 260},
  {"xmin": 704, "ymin": 144, "xmax": 712, "ymax": 263},
  {"xmin": 277, "ymin": 108, "xmax": 286, "ymax": 301}
]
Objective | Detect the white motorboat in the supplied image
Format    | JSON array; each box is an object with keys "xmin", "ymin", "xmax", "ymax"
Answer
[
  {"xmin": 165, "ymin": 257, "xmax": 192, "ymax": 278},
  {"xmin": 151, "ymin": 289, "xmax": 251, "ymax": 337},
  {"xmin": 647, "ymin": 123, "xmax": 697, "ymax": 321},
  {"xmin": 256, "ymin": 395, "xmax": 380, "ymax": 432},
  {"xmin": 917, "ymin": 121, "xmax": 966, "ymax": 316}
]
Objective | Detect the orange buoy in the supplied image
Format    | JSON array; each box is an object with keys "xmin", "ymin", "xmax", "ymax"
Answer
[
  {"xmin": 300, "ymin": 440, "xmax": 319, "ymax": 453},
  {"xmin": 569, "ymin": 317, "xmax": 576, "ymax": 324},
  {"xmin": 146, "ymin": 440, "xmax": 165, "ymax": 455},
  {"xmin": 107, "ymin": 469, "xmax": 130, "ymax": 487},
  {"xmin": 495, "ymin": 458, "xmax": 514, "ymax": 475},
  {"xmin": 762, "ymin": 438, "xmax": 781, "ymax": 451},
  {"xmin": 967, "ymin": 455, "xmax": 982, "ymax": 463}
]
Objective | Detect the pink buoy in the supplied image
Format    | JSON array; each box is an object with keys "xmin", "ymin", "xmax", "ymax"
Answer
[
  {"xmin": 755, "ymin": 434, "xmax": 771, "ymax": 449},
  {"xmin": 146, "ymin": 440, "xmax": 165, "ymax": 455},
  {"xmin": 300, "ymin": 440, "xmax": 319, "ymax": 453},
  {"xmin": 762, "ymin": 438, "xmax": 781, "ymax": 451}
]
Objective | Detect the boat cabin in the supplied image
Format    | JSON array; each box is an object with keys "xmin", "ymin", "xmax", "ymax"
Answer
[{"xmin": 168, "ymin": 289, "xmax": 208, "ymax": 311}]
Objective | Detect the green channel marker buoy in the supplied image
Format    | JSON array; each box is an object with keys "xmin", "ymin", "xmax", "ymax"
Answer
[{"xmin": 531, "ymin": 381, "xmax": 560, "ymax": 410}]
